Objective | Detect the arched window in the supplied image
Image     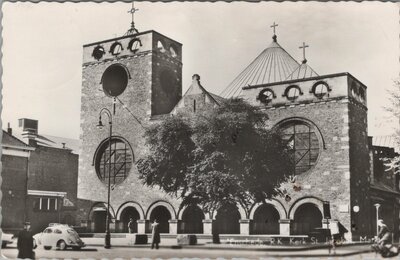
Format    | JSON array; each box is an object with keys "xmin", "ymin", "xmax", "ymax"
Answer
[
  {"xmin": 95, "ymin": 137, "xmax": 134, "ymax": 185},
  {"xmin": 258, "ymin": 88, "xmax": 275, "ymax": 104},
  {"xmin": 284, "ymin": 85, "xmax": 303, "ymax": 101},
  {"xmin": 92, "ymin": 45, "xmax": 105, "ymax": 60},
  {"xmin": 110, "ymin": 42, "xmax": 123, "ymax": 56},
  {"xmin": 157, "ymin": 41, "xmax": 166, "ymax": 53},
  {"xmin": 312, "ymin": 82, "xmax": 330, "ymax": 99},
  {"xmin": 279, "ymin": 120, "xmax": 320, "ymax": 175},
  {"xmin": 128, "ymin": 38, "xmax": 142, "ymax": 53}
]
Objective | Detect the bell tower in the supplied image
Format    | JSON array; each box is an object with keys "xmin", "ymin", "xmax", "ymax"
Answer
[
  {"xmin": 81, "ymin": 30, "xmax": 182, "ymax": 117},
  {"xmin": 79, "ymin": 28, "xmax": 183, "ymax": 207}
]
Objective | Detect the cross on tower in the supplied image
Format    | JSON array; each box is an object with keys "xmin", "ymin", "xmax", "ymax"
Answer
[
  {"xmin": 299, "ymin": 42, "xmax": 309, "ymax": 63},
  {"xmin": 270, "ymin": 22, "xmax": 278, "ymax": 35},
  {"xmin": 126, "ymin": 1, "xmax": 139, "ymax": 35}
]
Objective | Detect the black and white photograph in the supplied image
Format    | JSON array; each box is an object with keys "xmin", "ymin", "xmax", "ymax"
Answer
[{"xmin": 1, "ymin": 1, "xmax": 399, "ymax": 259}]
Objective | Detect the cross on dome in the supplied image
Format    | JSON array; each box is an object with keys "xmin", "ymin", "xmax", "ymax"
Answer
[
  {"xmin": 270, "ymin": 22, "xmax": 278, "ymax": 42},
  {"xmin": 299, "ymin": 42, "xmax": 309, "ymax": 64},
  {"xmin": 126, "ymin": 1, "xmax": 139, "ymax": 35}
]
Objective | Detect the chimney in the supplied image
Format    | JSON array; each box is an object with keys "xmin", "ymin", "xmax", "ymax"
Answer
[
  {"xmin": 7, "ymin": 122, "xmax": 12, "ymax": 135},
  {"xmin": 18, "ymin": 118, "xmax": 39, "ymax": 146}
]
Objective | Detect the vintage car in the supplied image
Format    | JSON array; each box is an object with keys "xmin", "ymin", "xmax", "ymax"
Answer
[
  {"xmin": 1, "ymin": 232, "xmax": 15, "ymax": 248},
  {"xmin": 33, "ymin": 224, "xmax": 85, "ymax": 250}
]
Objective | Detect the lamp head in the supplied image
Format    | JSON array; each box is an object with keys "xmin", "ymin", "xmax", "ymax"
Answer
[{"xmin": 97, "ymin": 116, "xmax": 104, "ymax": 129}]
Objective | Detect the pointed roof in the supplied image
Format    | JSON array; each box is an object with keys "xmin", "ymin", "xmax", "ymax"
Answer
[
  {"xmin": 171, "ymin": 74, "xmax": 224, "ymax": 115},
  {"xmin": 286, "ymin": 60, "xmax": 318, "ymax": 80},
  {"xmin": 221, "ymin": 35, "xmax": 300, "ymax": 98}
]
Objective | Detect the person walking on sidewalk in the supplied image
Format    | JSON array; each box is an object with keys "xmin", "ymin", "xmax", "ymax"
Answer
[
  {"xmin": 377, "ymin": 219, "xmax": 391, "ymax": 247},
  {"xmin": 128, "ymin": 218, "xmax": 135, "ymax": 234},
  {"xmin": 151, "ymin": 219, "xmax": 160, "ymax": 249},
  {"xmin": 17, "ymin": 222, "xmax": 35, "ymax": 259}
]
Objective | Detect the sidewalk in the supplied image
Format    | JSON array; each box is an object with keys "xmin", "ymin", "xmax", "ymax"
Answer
[{"xmin": 81, "ymin": 236, "xmax": 374, "ymax": 257}]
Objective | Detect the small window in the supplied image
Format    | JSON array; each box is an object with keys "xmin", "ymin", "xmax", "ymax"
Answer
[
  {"xmin": 312, "ymin": 82, "xmax": 330, "ymax": 99},
  {"xmin": 44, "ymin": 228, "xmax": 53, "ymax": 234},
  {"xmin": 110, "ymin": 42, "xmax": 123, "ymax": 56},
  {"xmin": 285, "ymin": 85, "xmax": 302, "ymax": 101},
  {"xmin": 92, "ymin": 46, "xmax": 105, "ymax": 60},
  {"xmin": 258, "ymin": 88, "xmax": 275, "ymax": 104},
  {"xmin": 351, "ymin": 83, "xmax": 359, "ymax": 98},
  {"xmin": 359, "ymin": 88, "xmax": 366, "ymax": 102},
  {"xmin": 128, "ymin": 38, "xmax": 142, "ymax": 53},
  {"xmin": 169, "ymin": 46, "xmax": 178, "ymax": 57},
  {"xmin": 157, "ymin": 41, "xmax": 166, "ymax": 53},
  {"xmin": 54, "ymin": 229, "xmax": 62, "ymax": 234}
]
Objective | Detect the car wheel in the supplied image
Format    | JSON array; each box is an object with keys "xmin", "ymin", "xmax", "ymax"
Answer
[
  {"xmin": 58, "ymin": 240, "xmax": 67, "ymax": 250},
  {"xmin": 44, "ymin": 246, "xmax": 51, "ymax": 250},
  {"xmin": 2, "ymin": 241, "xmax": 6, "ymax": 248}
]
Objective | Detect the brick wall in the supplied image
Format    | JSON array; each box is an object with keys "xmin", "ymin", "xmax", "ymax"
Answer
[
  {"xmin": 27, "ymin": 146, "xmax": 78, "ymax": 232},
  {"xmin": 1, "ymin": 154, "xmax": 28, "ymax": 232}
]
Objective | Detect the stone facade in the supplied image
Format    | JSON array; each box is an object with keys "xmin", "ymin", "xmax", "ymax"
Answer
[
  {"xmin": 241, "ymin": 73, "xmax": 370, "ymax": 241},
  {"xmin": 77, "ymin": 28, "xmax": 396, "ymax": 242}
]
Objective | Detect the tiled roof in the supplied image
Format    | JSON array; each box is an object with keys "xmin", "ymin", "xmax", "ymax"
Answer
[
  {"xmin": 221, "ymin": 36, "xmax": 300, "ymax": 98},
  {"xmin": 2, "ymin": 130, "xmax": 31, "ymax": 148}
]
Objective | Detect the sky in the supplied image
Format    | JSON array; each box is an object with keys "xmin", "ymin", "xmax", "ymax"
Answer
[{"xmin": 2, "ymin": 2, "xmax": 399, "ymax": 141}]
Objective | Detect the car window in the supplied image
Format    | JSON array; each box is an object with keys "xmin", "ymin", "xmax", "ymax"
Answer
[
  {"xmin": 54, "ymin": 229, "xmax": 62, "ymax": 234},
  {"xmin": 44, "ymin": 228, "xmax": 53, "ymax": 234}
]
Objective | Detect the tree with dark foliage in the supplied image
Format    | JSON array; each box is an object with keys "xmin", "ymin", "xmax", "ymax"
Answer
[{"xmin": 137, "ymin": 98, "xmax": 293, "ymax": 213}]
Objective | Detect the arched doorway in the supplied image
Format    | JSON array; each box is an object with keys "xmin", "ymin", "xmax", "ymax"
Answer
[
  {"xmin": 120, "ymin": 207, "xmax": 140, "ymax": 233},
  {"xmin": 88, "ymin": 203, "xmax": 114, "ymax": 233},
  {"xmin": 93, "ymin": 209, "xmax": 107, "ymax": 233},
  {"xmin": 213, "ymin": 204, "xmax": 240, "ymax": 234},
  {"xmin": 149, "ymin": 206, "xmax": 171, "ymax": 233},
  {"xmin": 291, "ymin": 203, "xmax": 322, "ymax": 235},
  {"xmin": 251, "ymin": 204, "xmax": 280, "ymax": 234},
  {"xmin": 180, "ymin": 205, "xmax": 204, "ymax": 234}
]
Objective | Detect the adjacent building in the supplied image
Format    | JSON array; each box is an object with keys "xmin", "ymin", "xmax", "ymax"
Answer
[{"xmin": 1, "ymin": 119, "xmax": 79, "ymax": 234}]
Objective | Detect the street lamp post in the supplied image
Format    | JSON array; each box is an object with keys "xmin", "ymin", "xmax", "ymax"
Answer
[
  {"xmin": 374, "ymin": 203, "xmax": 381, "ymax": 237},
  {"xmin": 97, "ymin": 107, "xmax": 113, "ymax": 249}
]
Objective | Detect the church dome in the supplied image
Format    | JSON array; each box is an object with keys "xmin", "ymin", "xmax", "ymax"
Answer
[
  {"xmin": 286, "ymin": 61, "xmax": 318, "ymax": 81},
  {"xmin": 221, "ymin": 36, "xmax": 300, "ymax": 98}
]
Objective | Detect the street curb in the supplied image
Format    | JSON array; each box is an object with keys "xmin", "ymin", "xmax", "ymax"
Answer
[{"xmin": 83, "ymin": 243, "xmax": 372, "ymax": 253}]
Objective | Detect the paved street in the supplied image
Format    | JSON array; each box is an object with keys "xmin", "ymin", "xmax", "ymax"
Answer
[{"xmin": 0, "ymin": 244, "xmax": 382, "ymax": 259}]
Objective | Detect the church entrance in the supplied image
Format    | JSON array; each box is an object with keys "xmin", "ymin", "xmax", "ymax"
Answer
[
  {"xmin": 213, "ymin": 203, "xmax": 240, "ymax": 234},
  {"xmin": 120, "ymin": 207, "xmax": 140, "ymax": 233},
  {"xmin": 180, "ymin": 205, "xmax": 204, "ymax": 234},
  {"xmin": 251, "ymin": 204, "xmax": 280, "ymax": 234},
  {"xmin": 291, "ymin": 203, "xmax": 322, "ymax": 235},
  {"xmin": 149, "ymin": 206, "xmax": 171, "ymax": 233},
  {"xmin": 93, "ymin": 210, "xmax": 107, "ymax": 233}
]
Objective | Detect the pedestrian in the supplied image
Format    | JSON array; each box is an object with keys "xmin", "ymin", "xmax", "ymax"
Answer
[
  {"xmin": 17, "ymin": 222, "xmax": 35, "ymax": 259},
  {"xmin": 128, "ymin": 217, "xmax": 135, "ymax": 234},
  {"xmin": 151, "ymin": 219, "xmax": 160, "ymax": 249},
  {"xmin": 377, "ymin": 219, "xmax": 391, "ymax": 247}
]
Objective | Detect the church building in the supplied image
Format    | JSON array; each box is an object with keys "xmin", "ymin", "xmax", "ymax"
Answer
[{"xmin": 77, "ymin": 19, "xmax": 399, "ymax": 242}]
